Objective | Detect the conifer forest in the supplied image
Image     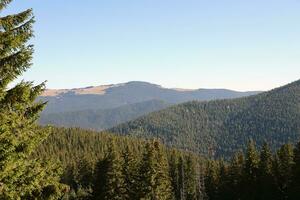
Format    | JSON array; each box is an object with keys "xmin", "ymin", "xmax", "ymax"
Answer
[{"xmin": 1, "ymin": 1, "xmax": 300, "ymax": 199}]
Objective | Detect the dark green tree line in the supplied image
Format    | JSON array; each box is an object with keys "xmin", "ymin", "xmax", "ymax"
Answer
[
  {"xmin": 204, "ymin": 140, "xmax": 300, "ymax": 200},
  {"xmin": 35, "ymin": 127, "xmax": 206, "ymax": 200}
]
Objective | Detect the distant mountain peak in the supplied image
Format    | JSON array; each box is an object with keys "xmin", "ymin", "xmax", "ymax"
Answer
[
  {"xmin": 41, "ymin": 81, "xmax": 164, "ymax": 97},
  {"xmin": 124, "ymin": 81, "xmax": 162, "ymax": 87},
  {"xmin": 41, "ymin": 85, "xmax": 112, "ymax": 96},
  {"xmin": 40, "ymin": 80, "xmax": 263, "ymax": 98}
]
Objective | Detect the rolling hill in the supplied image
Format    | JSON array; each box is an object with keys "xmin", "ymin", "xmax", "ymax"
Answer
[
  {"xmin": 39, "ymin": 81, "xmax": 260, "ymax": 130},
  {"xmin": 39, "ymin": 99, "xmax": 170, "ymax": 130},
  {"xmin": 110, "ymin": 79, "xmax": 300, "ymax": 158},
  {"xmin": 39, "ymin": 81, "xmax": 260, "ymax": 114}
]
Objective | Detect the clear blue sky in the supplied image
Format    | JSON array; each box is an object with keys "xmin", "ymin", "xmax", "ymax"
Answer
[{"xmin": 4, "ymin": 0, "xmax": 300, "ymax": 91}]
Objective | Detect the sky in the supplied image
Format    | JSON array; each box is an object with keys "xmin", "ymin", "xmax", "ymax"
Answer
[{"xmin": 3, "ymin": 0, "xmax": 300, "ymax": 91}]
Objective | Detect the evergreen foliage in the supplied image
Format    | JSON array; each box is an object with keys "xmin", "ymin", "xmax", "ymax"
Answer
[
  {"xmin": 121, "ymin": 145, "xmax": 138, "ymax": 200},
  {"xmin": 40, "ymin": 99, "xmax": 170, "ymax": 131},
  {"xmin": 0, "ymin": 1, "xmax": 65, "ymax": 199},
  {"xmin": 34, "ymin": 127, "xmax": 300, "ymax": 200},
  {"xmin": 204, "ymin": 140, "xmax": 300, "ymax": 200},
  {"xmin": 93, "ymin": 141, "xmax": 124, "ymax": 200},
  {"xmin": 135, "ymin": 141, "xmax": 173, "ymax": 200},
  {"xmin": 110, "ymin": 79, "xmax": 300, "ymax": 158},
  {"xmin": 2, "ymin": 1, "xmax": 300, "ymax": 200},
  {"xmin": 35, "ymin": 127, "xmax": 206, "ymax": 200}
]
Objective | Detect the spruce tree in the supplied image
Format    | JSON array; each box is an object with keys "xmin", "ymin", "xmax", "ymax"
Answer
[
  {"xmin": 92, "ymin": 158, "xmax": 108, "ymax": 199},
  {"xmin": 177, "ymin": 155, "xmax": 186, "ymax": 200},
  {"xmin": 184, "ymin": 155, "xmax": 197, "ymax": 200},
  {"xmin": 0, "ymin": 1, "xmax": 65, "ymax": 199},
  {"xmin": 204, "ymin": 160, "xmax": 220, "ymax": 200},
  {"xmin": 154, "ymin": 140, "xmax": 173, "ymax": 200},
  {"xmin": 196, "ymin": 165, "xmax": 207, "ymax": 200},
  {"xmin": 218, "ymin": 159, "xmax": 230, "ymax": 200},
  {"xmin": 137, "ymin": 140, "xmax": 173, "ymax": 200},
  {"xmin": 76, "ymin": 158, "xmax": 94, "ymax": 194},
  {"xmin": 227, "ymin": 151, "xmax": 244, "ymax": 199},
  {"xmin": 242, "ymin": 140, "xmax": 259, "ymax": 200},
  {"xmin": 274, "ymin": 144, "xmax": 294, "ymax": 199},
  {"xmin": 92, "ymin": 141, "xmax": 124, "ymax": 200},
  {"xmin": 121, "ymin": 144, "xmax": 138, "ymax": 200},
  {"xmin": 169, "ymin": 150, "xmax": 180, "ymax": 200},
  {"xmin": 258, "ymin": 142, "xmax": 275, "ymax": 199},
  {"xmin": 291, "ymin": 141, "xmax": 300, "ymax": 199}
]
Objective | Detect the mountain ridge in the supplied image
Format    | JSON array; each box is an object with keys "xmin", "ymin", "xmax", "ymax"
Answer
[
  {"xmin": 110, "ymin": 79, "xmax": 300, "ymax": 158},
  {"xmin": 39, "ymin": 81, "xmax": 261, "ymax": 114},
  {"xmin": 41, "ymin": 81, "xmax": 260, "ymax": 96}
]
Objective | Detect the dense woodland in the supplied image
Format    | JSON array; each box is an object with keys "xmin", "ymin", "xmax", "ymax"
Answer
[
  {"xmin": 35, "ymin": 127, "xmax": 206, "ymax": 199},
  {"xmin": 111, "ymin": 80, "xmax": 300, "ymax": 158},
  {"xmin": 205, "ymin": 140, "xmax": 300, "ymax": 200},
  {"xmin": 39, "ymin": 99, "xmax": 170, "ymax": 130},
  {"xmin": 34, "ymin": 127, "xmax": 300, "ymax": 200}
]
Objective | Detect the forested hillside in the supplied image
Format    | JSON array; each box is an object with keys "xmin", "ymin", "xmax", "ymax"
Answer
[
  {"xmin": 39, "ymin": 82, "xmax": 260, "ymax": 131},
  {"xmin": 35, "ymin": 127, "xmax": 300, "ymax": 200},
  {"xmin": 3, "ymin": 0, "xmax": 300, "ymax": 199},
  {"xmin": 35, "ymin": 127, "xmax": 206, "ymax": 199},
  {"xmin": 39, "ymin": 100, "xmax": 170, "ymax": 130},
  {"xmin": 110, "ymin": 80, "xmax": 300, "ymax": 158}
]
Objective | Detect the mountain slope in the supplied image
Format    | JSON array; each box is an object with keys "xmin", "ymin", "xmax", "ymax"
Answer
[
  {"xmin": 39, "ymin": 99, "xmax": 170, "ymax": 130},
  {"xmin": 39, "ymin": 81, "xmax": 260, "ymax": 114},
  {"xmin": 110, "ymin": 80, "xmax": 300, "ymax": 158}
]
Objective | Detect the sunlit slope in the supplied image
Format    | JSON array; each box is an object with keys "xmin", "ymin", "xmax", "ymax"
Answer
[
  {"xmin": 40, "ymin": 81, "xmax": 260, "ymax": 114},
  {"xmin": 110, "ymin": 80, "xmax": 300, "ymax": 157}
]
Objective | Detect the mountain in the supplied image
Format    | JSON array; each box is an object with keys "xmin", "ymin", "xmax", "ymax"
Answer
[
  {"xmin": 39, "ymin": 99, "xmax": 170, "ymax": 130},
  {"xmin": 110, "ymin": 80, "xmax": 300, "ymax": 158},
  {"xmin": 39, "ymin": 81, "xmax": 260, "ymax": 131},
  {"xmin": 39, "ymin": 81, "xmax": 260, "ymax": 114}
]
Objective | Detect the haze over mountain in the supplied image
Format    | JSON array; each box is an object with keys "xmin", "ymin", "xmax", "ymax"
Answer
[
  {"xmin": 110, "ymin": 79, "xmax": 300, "ymax": 158},
  {"xmin": 39, "ymin": 99, "xmax": 170, "ymax": 130},
  {"xmin": 39, "ymin": 81, "xmax": 260, "ymax": 130},
  {"xmin": 40, "ymin": 81, "xmax": 260, "ymax": 114}
]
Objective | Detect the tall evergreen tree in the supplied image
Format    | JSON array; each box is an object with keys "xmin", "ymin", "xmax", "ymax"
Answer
[
  {"xmin": 154, "ymin": 140, "xmax": 173, "ymax": 200},
  {"xmin": 0, "ymin": 1, "xmax": 65, "ymax": 199},
  {"xmin": 92, "ymin": 141, "xmax": 124, "ymax": 200},
  {"xmin": 177, "ymin": 155, "xmax": 186, "ymax": 200},
  {"xmin": 274, "ymin": 144, "xmax": 294, "ymax": 199},
  {"xmin": 291, "ymin": 141, "xmax": 300, "ymax": 199},
  {"xmin": 136, "ymin": 140, "xmax": 173, "ymax": 200},
  {"xmin": 92, "ymin": 158, "xmax": 108, "ymax": 199},
  {"xmin": 218, "ymin": 159, "xmax": 230, "ymax": 200},
  {"xmin": 76, "ymin": 158, "xmax": 94, "ymax": 194},
  {"xmin": 196, "ymin": 165, "xmax": 206, "ymax": 200},
  {"xmin": 184, "ymin": 155, "xmax": 197, "ymax": 200},
  {"xmin": 227, "ymin": 151, "xmax": 244, "ymax": 199},
  {"xmin": 242, "ymin": 140, "xmax": 259, "ymax": 200},
  {"xmin": 121, "ymin": 144, "xmax": 138, "ymax": 200},
  {"xmin": 257, "ymin": 142, "xmax": 275, "ymax": 199},
  {"xmin": 169, "ymin": 150, "xmax": 180, "ymax": 200},
  {"xmin": 204, "ymin": 160, "xmax": 220, "ymax": 200}
]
